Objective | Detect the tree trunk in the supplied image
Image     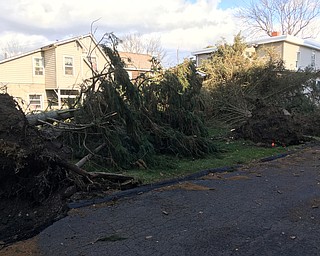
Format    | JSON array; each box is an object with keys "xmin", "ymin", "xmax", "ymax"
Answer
[{"xmin": 26, "ymin": 109, "xmax": 78, "ymax": 126}]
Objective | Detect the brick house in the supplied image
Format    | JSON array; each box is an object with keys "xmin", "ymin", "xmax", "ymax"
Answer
[{"xmin": 119, "ymin": 52, "xmax": 153, "ymax": 80}]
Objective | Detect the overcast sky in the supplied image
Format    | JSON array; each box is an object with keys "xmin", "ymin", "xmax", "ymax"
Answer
[{"xmin": 0, "ymin": 0, "xmax": 247, "ymax": 65}]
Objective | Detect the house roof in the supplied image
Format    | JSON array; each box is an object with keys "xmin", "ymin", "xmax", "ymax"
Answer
[
  {"xmin": 0, "ymin": 34, "xmax": 102, "ymax": 64},
  {"xmin": 191, "ymin": 35, "xmax": 320, "ymax": 57},
  {"xmin": 0, "ymin": 48, "xmax": 41, "ymax": 64},
  {"xmin": 249, "ymin": 35, "xmax": 320, "ymax": 50},
  {"xmin": 191, "ymin": 47, "xmax": 216, "ymax": 56},
  {"xmin": 40, "ymin": 34, "xmax": 93, "ymax": 49},
  {"xmin": 119, "ymin": 52, "xmax": 152, "ymax": 71}
]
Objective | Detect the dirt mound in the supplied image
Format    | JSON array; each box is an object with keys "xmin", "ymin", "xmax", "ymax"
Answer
[
  {"xmin": 0, "ymin": 94, "xmax": 74, "ymax": 244},
  {"xmin": 0, "ymin": 94, "xmax": 137, "ymax": 246},
  {"xmin": 0, "ymin": 94, "xmax": 26, "ymax": 140},
  {"xmin": 235, "ymin": 103, "xmax": 304, "ymax": 146}
]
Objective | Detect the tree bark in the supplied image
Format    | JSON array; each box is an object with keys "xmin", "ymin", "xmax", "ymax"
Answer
[
  {"xmin": 57, "ymin": 158, "xmax": 134, "ymax": 182},
  {"xmin": 76, "ymin": 143, "xmax": 106, "ymax": 168},
  {"xmin": 26, "ymin": 109, "xmax": 78, "ymax": 126}
]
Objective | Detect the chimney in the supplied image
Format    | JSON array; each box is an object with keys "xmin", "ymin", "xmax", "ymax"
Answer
[{"xmin": 271, "ymin": 31, "xmax": 281, "ymax": 37}]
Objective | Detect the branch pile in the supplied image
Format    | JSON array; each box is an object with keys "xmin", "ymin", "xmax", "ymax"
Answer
[{"xmin": 201, "ymin": 34, "xmax": 320, "ymax": 146}]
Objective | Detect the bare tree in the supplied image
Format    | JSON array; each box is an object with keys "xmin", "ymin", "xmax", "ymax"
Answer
[
  {"xmin": 119, "ymin": 33, "xmax": 167, "ymax": 63},
  {"xmin": 1, "ymin": 39, "xmax": 26, "ymax": 60},
  {"xmin": 237, "ymin": 0, "xmax": 320, "ymax": 38}
]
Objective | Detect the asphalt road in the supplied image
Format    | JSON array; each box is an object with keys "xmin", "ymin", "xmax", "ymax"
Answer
[{"xmin": 37, "ymin": 145, "xmax": 320, "ymax": 256}]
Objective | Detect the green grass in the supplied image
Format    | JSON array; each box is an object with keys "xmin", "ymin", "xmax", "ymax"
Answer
[{"xmin": 124, "ymin": 126, "xmax": 288, "ymax": 184}]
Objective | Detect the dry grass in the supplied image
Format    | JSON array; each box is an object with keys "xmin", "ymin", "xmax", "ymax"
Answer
[
  {"xmin": 0, "ymin": 237, "xmax": 42, "ymax": 256},
  {"xmin": 225, "ymin": 175, "xmax": 250, "ymax": 181},
  {"xmin": 202, "ymin": 172, "xmax": 250, "ymax": 181},
  {"xmin": 157, "ymin": 182, "xmax": 215, "ymax": 191}
]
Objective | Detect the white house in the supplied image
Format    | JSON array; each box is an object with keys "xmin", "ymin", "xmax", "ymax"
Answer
[{"xmin": 192, "ymin": 34, "xmax": 320, "ymax": 71}]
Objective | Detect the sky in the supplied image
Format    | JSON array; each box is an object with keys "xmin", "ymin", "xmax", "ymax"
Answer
[{"xmin": 0, "ymin": 0, "xmax": 247, "ymax": 66}]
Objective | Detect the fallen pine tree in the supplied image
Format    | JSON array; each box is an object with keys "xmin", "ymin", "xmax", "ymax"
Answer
[{"xmin": 60, "ymin": 34, "xmax": 217, "ymax": 172}]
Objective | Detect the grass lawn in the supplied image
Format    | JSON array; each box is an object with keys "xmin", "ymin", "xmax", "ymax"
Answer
[{"xmin": 124, "ymin": 126, "xmax": 288, "ymax": 184}]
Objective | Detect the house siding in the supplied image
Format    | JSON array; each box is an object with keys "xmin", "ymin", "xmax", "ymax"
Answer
[
  {"xmin": 54, "ymin": 37, "xmax": 108, "ymax": 90},
  {"xmin": 256, "ymin": 41, "xmax": 320, "ymax": 70},
  {"xmin": 55, "ymin": 41, "xmax": 83, "ymax": 90},
  {"xmin": 6, "ymin": 83, "xmax": 45, "ymax": 99},
  {"xmin": 0, "ymin": 51, "xmax": 46, "ymax": 111},
  {"xmin": 281, "ymin": 41, "xmax": 320, "ymax": 70},
  {"xmin": 6, "ymin": 83, "xmax": 46, "ymax": 111},
  {"xmin": 252, "ymin": 35, "xmax": 320, "ymax": 70},
  {"xmin": 80, "ymin": 36, "xmax": 109, "ymax": 76},
  {"xmin": 256, "ymin": 42, "xmax": 283, "ymax": 62},
  {"xmin": 197, "ymin": 53, "xmax": 212, "ymax": 66},
  {"xmin": 80, "ymin": 36, "xmax": 99, "ymax": 55},
  {"xmin": 282, "ymin": 42, "xmax": 300, "ymax": 70},
  {"xmin": 44, "ymin": 48, "xmax": 57, "ymax": 89},
  {"xmin": 0, "ymin": 52, "xmax": 45, "ymax": 84},
  {"xmin": 294, "ymin": 45, "xmax": 320, "ymax": 70}
]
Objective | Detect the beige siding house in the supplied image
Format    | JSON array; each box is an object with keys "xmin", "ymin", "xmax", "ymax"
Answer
[
  {"xmin": 192, "ymin": 34, "xmax": 320, "ymax": 71},
  {"xmin": 0, "ymin": 34, "xmax": 109, "ymax": 112}
]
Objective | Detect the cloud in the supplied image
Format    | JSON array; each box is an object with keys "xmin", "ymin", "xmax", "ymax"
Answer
[{"xmin": 0, "ymin": 0, "xmax": 239, "ymax": 64}]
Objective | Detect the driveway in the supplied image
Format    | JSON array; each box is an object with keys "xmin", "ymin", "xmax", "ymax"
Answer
[{"xmin": 3, "ymin": 145, "xmax": 320, "ymax": 255}]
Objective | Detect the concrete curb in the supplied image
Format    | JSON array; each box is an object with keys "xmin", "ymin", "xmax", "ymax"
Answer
[
  {"xmin": 68, "ymin": 151, "xmax": 290, "ymax": 209},
  {"xmin": 68, "ymin": 151, "xmax": 293, "ymax": 209},
  {"xmin": 259, "ymin": 152, "xmax": 289, "ymax": 162},
  {"xmin": 68, "ymin": 165, "xmax": 240, "ymax": 209}
]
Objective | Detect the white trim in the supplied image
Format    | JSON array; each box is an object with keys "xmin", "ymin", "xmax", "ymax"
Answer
[
  {"xmin": 296, "ymin": 51, "xmax": 301, "ymax": 69},
  {"xmin": 55, "ymin": 89, "xmax": 80, "ymax": 108},
  {"xmin": 311, "ymin": 50, "xmax": 316, "ymax": 67},
  {"xmin": 127, "ymin": 71, "xmax": 133, "ymax": 80},
  {"xmin": 124, "ymin": 67, "xmax": 150, "ymax": 72},
  {"xmin": 191, "ymin": 47, "xmax": 216, "ymax": 56}
]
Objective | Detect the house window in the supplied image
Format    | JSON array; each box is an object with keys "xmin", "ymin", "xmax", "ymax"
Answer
[
  {"xmin": 87, "ymin": 56, "xmax": 97, "ymax": 71},
  {"xmin": 60, "ymin": 90, "xmax": 79, "ymax": 107},
  {"xmin": 34, "ymin": 57, "xmax": 44, "ymax": 75},
  {"xmin": 28, "ymin": 94, "xmax": 43, "ymax": 110},
  {"xmin": 64, "ymin": 56, "xmax": 74, "ymax": 75},
  {"xmin": 60, "ymin": 89, "xmax": 79, "ymax": 96},
  {"xmin": 311, "ymin": 50, "xmax": 316, "ymax": 68},
  {"xmin": 46, "ymin": 90, "xmax": 59, "ymax": 108}
]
